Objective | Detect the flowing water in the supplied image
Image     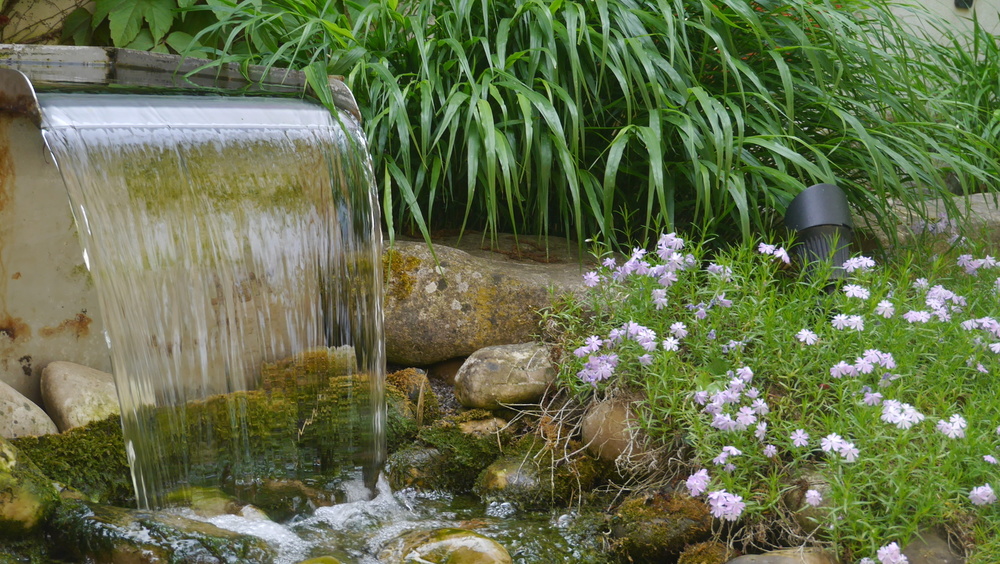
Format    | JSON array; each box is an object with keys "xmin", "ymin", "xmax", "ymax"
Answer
[{"xmin": 39, "ymin": 93, "xmax": 385, "ymax": 510}]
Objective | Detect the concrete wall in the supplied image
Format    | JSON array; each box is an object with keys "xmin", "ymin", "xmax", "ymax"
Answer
[
  {"xmin": 0, "ymin": 0, "xmax": 92, "ymax": 44},
  {"xmin": 0, "ymin": 110, "xmax": 111, "ymax": 405}
]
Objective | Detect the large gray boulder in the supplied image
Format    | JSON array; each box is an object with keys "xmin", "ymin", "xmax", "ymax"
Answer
[
  {"xmin": 383, "ymin": 238, "xmax": 586, "ymax": 366},
  {"xmin": 454, "ymin": 343, "xmax": 556, "ymax": 409},
  {"xmin": 41, "ymin": 361, "xmax": 119, "ymax": 432},
  {"xmin": 0, "ymin": 379, "xmax": 57, "ymax": 438}
]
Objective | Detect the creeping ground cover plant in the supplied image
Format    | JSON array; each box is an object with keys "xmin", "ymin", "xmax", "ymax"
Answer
[{"xmin": 553, "ymin": 232, "xmax": 1000, "ymax": 562}]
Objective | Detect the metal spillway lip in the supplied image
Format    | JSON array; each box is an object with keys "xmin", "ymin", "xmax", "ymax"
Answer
[{"xmin": 37, "ymin": 93, "xmax": 337, "ymax": 131}]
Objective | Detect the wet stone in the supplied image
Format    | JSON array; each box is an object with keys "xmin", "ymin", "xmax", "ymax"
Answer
[
  {"xmin": 378, "ymin": 527, "xmax": 513, "ymax": 564},
  {"xmin": 41, "ymin": 361, "xmax": 119, "ymax": 432},
  {"xmin": 0, "ymin": 379, "xmax": 57, "ymax": 438},
  {"xmin": 454, "ymin": 342, "xmax": 556, "ymax": 410},
  {"xmin": 610, "ymin": 491, "xmax": 713, "ymax": 562},
  {"xmin": 726, "ymin": 548, "xmax": 838, "ymax": 564}
]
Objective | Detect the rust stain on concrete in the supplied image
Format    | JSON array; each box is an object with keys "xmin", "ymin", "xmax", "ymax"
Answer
[
  {"xmin": 0, "ymin": 315, "xmax": 30, "ymax": 342},
  {"xmin": 39, "ymin": 313, "xmax": 92, "ymax": 339}
]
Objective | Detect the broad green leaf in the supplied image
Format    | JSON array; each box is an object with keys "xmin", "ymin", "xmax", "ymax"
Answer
[{"xmin": 62, "ymin": 7, "xmax": 94, "ymax": 45}]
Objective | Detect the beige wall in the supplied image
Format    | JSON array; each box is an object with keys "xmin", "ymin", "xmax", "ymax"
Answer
[{"xmin": 0, "ymin": 0, "xmax": 92, "ymax": 44}]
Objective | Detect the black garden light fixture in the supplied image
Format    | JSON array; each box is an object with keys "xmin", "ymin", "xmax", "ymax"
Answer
[{"xmin": 783, "ymin": 183, "xmax": 854, "ymax": 284}]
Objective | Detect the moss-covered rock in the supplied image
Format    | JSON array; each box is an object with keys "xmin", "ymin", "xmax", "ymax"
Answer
[
  {"xmin": 0, "ymin": 436, "xmax": 60, "ymax": 537},
  {"xmin": 49, "ymin": 499, "xmax": 276, "ymax": 563},
  {"xmin": 10, "ymin": 414, "xmax": 132, "ymax": 506},
  {"xmin": 678, "ymin": 541, "xmax": 739, "ymax": 564},
  {"xmin": 386, "ymin": 383, "xmax": 420, "ymax": 453},
  {"xmin": 610, "ymin": 491, "xmax": 713, "ymax": 562},
  {"xmin": 413, "ymin": 416, "xmax": 512, "ymax": 493},
  {"xmin": 387, "ymin": 445, "xmax": 449, "ymax": 491},
  {"xmin": 474, "ymin": 435, "xmax": 599, "ymax": 510},
  {"xmin": 387, "ymin": 368, "xmax": 441, "ymax": 425}
]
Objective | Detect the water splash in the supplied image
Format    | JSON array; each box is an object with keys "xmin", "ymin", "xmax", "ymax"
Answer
[{"xmin": 39, "ymin": 93, "xmax": 385, "ymax": 510}]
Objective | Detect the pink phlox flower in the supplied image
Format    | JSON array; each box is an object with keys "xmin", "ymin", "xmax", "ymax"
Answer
[
  {"xmin": 985, "ymin": 455, "xmax": 998, "ymax": 465},
  {"xmin": 695, "ymin": 308, "xmax": 708, "ymax": 320},
  {"xmin": 877, "ymin": 542, "xmax": 909, "ymax": 564},
  {"xmin": 685, "ymin": 469, "xmax": 710, "ymax": 496},
  {"xmin": 843, "ymin": 284, "xmax": 871, "ymax": 299},
  {"xmin": 831, "ymin": 314, "xmax": 850, "ymax": 330},
  {"xmin": 702, "ymin": 401, "xmax": 723, "ymax": 416},
  {"xmin": 875, "ymin": 300, "xmax": 895, "ymax": 318},
  {"xmin": 961, "ymin": 319, "xmax": 980, "ymax": 331},
  {"xmin": 913, "ymin": 278, "xmax": 929, "ymax": 289},
  {"xmin": 820, "ymin": 433, "xmax": 845, "ymax": 453},
  {"xmin": 977, "ymin": 363, "xmax": 989, "ymax": 373},
  {"xmin": 712, "ymin": 389, "xmax": 741, "ymax": 405},
  {"xmin": 958, "ymin": 254, "xmax": 976, "ymax": 270},
  {"xmin": 838, "ymin": 441, "xmax": 859, "ymax": 462},
  {"xmin": 932, "ymin": 308, "xmax": 951, "ymax": 322},
  {"xmin": 634, "ymin": 261, "xmax": 651, "ymax": 276},
  {"xmin": 763, "ymin": 444, "xmax": 777, "ymax": 457},
  {"xmin": 752, "ymin": 399, "xmax": 770, "ymax": 416},
  {"xmin": 745, "ymin": 387, "xmax": 760, "ymax": 399},
  {"xmin": 860, "ymin": 559, "xmax": 876, "ymax": 564},
  {"xmin": 755, "ymin": 421, "xmax": 767, "ymax": 440},
  {"xmin": 670, "ymin": 322, "xmax": 688, "ymax": 339},
  {"xmin": 693, "ymin": 391, "xmax": 710, "ymax": 405},
  {"xmin": 723, "ymin": 462, "xmax": 736, "ymax": 472},
  {"xmin": 863, "ymin": 391, "xmax": 883, "ymax": 406},
  {"xmin": 638, "ymin": 354, "xmax": 653, "ymax": 366},
  {"xmin": 979, "ymin": 317, "xmax": 1000, "ymax": 338},
  {"xmin": 602, "ymin": 257, "xmax": 617, "ymax": 269},
  {"xmin": 805, "ymin": 489, "xmax": 822, "ymax": 507},
  {"xmin": 711, "ymin": 413, "xmax": 737, "ymax": 432},
  {"xmin": 662, "ymin": 337, "xmax": 680, "ymax": 352},
  {"xmin": 651, "ymin": 288, "xmax": 668, "ymax": 310},
  {"xmin": 658, "ymin": 270, "xmax": 679, "ymax": 287},
  {"xmin": 707, "ymin": 489, "xmax": 746, "ymax": 521},
  {"xmin": 876, "ymin": 351, "xmax": 896, "ymax": 369},
  {"xmin": 657, "ymin": 232, "xmax": 685, "ymax": 253},
  {"xmin": 706, "ymin": 263, "xmax": 733, "ymax": 280},
  {"xmin": 936, "ymin": 414, "xmax": 967, "ymax": 439},
  {"xmin": 854, "ymin": 356, "xmax": 875, "ymax": 374},
  {"xmin": 715, "ymin": 293, "xmax": 733, "ymax": 308},
  {"xmin": 721, "ymin": 340, "xmax": 745, "ymax": 353},
  {"xmin": 773, "ymin": 247, "xmax": 790, "ymax": 264},
  {"xmin": 878, "ymin": 372, "xmax": 902, "ymax": 388},
  {"xmin": 989, "ymin": 342, "xmax": 1000, "ymax": 354},
  {"xmin": 790, "ymin": 429, "xmax": 809, "ymax": 447},
  {"xmin": 846, "ymin": 315, "xmax": 865, "ymax": 331},
  {"xmin": 728, "ymin": 377, "xmax": 746, "ymax": 394},
  {"xmin": 577, "ymin": 354, "xmax": 620, "ymax": 384},
  {"xmin": 902, "ymin": 310, "xmax": 931, "ymax": 323},
  {"xmin": 970, "ymin": 484, "xmax": 997, "ymax": 506},
  {"xmin": 830, "ymin": 361, "xmax": 857, "ymax": 379},
  {"xmin": 735, "ymin": 407, "xmax": 757, "ymax": 429},
  {"xmin": 881, "ymin": 400, "xmax": 925, "ymax": 429},
  {"xmin": 736, "ymin": 366, "xmax": 754, "ymax": 382},
  {"xmin": 843, "ymin": 256, "xmax": 876, "ymax": 272},
  {"xmin": 758, "ymin": 242, "xmax": 776, "ymax": 255},
  {"xmin": 582, "ymin": 271, "xmax": 601, "ymax": 287},
  {"xmin": 796, "ymin": 328, "xmax": 819, "ymax": 345}
]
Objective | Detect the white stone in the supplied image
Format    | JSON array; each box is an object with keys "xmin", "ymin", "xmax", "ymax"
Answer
[
  {"xmin": 0, "ymin": 379, "xmax": 57, "ymax": 438},
  {"xmin": 41, "ymin": 361, "xmax": 119, "ymax": 432}
]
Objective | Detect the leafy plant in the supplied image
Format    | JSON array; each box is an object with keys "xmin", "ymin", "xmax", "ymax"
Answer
[{"xmin": 62, "ymin": 0, "xmax": 219, "ymax": 55}]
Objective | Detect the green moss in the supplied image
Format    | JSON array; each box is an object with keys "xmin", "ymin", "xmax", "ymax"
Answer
[
  {"xmin": 677, "ymin": 541, "xmax": 738, "ymax": 564},
  {"xmin": 411, "ymin": 416, "xmax": 512, "ymax": 492},
  {"xmin": 382, "ymin": 248, "xmax": 421, "ymax": 302},
  {"xmin": 11, "ymin": 415, "xmax": 132, "ymax": 506},
  {"xmin": 387, "ymin": 368, "xmax": 441, "ymax": 425},
  {"xmin": 386, "ymin": 384, "xmax": 419, "ymax": 453}
]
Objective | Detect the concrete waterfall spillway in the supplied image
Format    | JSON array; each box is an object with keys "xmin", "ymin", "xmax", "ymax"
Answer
[{"xmin": 37, "ymin": 92, "xmax": 385, "ymax": 510}]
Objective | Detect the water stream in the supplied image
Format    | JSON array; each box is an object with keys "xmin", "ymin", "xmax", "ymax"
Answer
[{"xmin": 39, "ymin": 93, "xmax": 385, "ymax": 510}]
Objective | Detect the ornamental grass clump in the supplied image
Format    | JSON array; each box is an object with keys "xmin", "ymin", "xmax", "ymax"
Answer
[{"xmin": 554, "ymin": 231, "xmax": 1000, "ymax": 562}]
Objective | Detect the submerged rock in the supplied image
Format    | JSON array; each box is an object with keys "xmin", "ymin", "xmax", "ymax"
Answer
[
  {"xmin": 0, "ymin": 379, "xmax": 58, "ymax": 438},
  {"xmin": 40, "ymin": 361, "xmax": 119, "ymax": 432},
  {"xmin": 610, "ymin": 491, "xmax": 713, "ymax": 561},
  {"xmin": 0, "ymin": 436, "xmax": 59, "ymax": 537},
  {"xmin": 474, "ymin": 435, "xmax": 599, "ymax": 510},
  {"xmin": 454, "ymin": 343, "xmax": 556, "ymax": 409},
  {"xmin": 49, "ymin": 499, "xmax": 276, "ymax": 563},
  {"xmin": 379, "ymin": 527, "xmax": 513, "ymax": 564}
]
